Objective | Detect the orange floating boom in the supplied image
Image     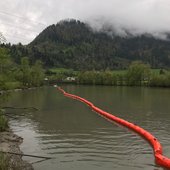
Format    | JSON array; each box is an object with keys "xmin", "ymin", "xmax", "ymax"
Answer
[{"xmin": 57, "ymin": 87, "xmax": 170, "ymax": 169}]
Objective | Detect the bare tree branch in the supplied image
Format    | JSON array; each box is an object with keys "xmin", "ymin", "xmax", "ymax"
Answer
[{"xmin": 0, "ymin": 32, "xmax": 6, "ymax": 44}]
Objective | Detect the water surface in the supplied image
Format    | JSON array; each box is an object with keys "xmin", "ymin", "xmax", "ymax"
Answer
[{"xmin": 6, "ymin": 85, "xmax": 170, "ymax": 170}]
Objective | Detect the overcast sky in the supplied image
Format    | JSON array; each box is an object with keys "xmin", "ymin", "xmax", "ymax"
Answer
[{"xmin": 0, "ymin": 0, "xmax": 170, "ymax": 44}]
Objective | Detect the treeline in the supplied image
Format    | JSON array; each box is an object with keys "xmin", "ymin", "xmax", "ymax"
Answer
[
  {"xmin": 77, "ymin": 61, "xmax": 170, "ymax": 87},
  {"xmin": 0, "ymin": 47, "xmax": 45, "ymax": 91}
]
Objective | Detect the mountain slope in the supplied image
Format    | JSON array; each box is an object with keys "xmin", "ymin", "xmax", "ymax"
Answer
[{"xmin": 6, "ymin": 19, "xmax": 170, "ymax": 70}]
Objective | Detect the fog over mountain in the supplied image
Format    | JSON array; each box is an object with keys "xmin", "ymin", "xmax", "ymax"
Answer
[{"xmin": 0, "ymin": 0, "xmax": 170, "ymax": 44}]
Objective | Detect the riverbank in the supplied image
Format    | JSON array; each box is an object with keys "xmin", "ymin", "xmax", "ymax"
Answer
[
  {"xmin": 0, "ymin": 127, "xmax": 33, "ymax": 170},
  {"xmin": 0, "ymin": 86, "xmax": 44, "ymax": 169},
  {"xmin": 0, "ymin": 87, "xmax": 38, "ymax": 95},
  {"xmin": 0, "ymin": 108, "xmax": 33, "ymax": 169}
]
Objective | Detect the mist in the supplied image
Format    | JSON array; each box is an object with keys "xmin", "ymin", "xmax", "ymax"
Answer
[
  {"xmin": 69, "ymin": 0, "xmax": 170, "ymax": 39},
  {"xmin": 0, "ymin": 0, "xmax": 170, "ymax": 44}
]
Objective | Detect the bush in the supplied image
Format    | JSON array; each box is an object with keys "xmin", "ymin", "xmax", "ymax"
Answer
[
  {"xmin": 126, "ymin": 61, "xmax": 151, "ymax": 86},
  {"xmin": 149, "ymin": 73, "xmax": 170, "ymax": 87}
]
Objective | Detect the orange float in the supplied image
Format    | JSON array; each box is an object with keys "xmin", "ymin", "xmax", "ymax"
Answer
[{"xmin": 57, "ymin": 87, "xmax": 170, "ymax": 169}]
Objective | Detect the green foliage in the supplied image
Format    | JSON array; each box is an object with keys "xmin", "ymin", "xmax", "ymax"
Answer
[
  {"xmin": 77, "ymin": 61, "xmax": 154, "ymax": 86},
  {"xmin": 27, "ymin": 21, "xmax": 170, "ymax": 69},
  {"xmin": 149, "ymin": 72, "xmax": 170, "ymax": 87},
  {"xmin": 5, "ymin": 82, "xmax": 21, "ymax": 90},
  {"xmin": 31, "ymin": 60, "xmax": 45, "ymax": 86},
  {"xmin": 19, "ymin": 57, "xmax": 31, "ymax": 86},
  {"xmin": 16, "ymin": 57, "xmax": 45, "ymax": 87},
  {"xmin": 77, "ymin": 71, "xmax": 123, "ymax": 85},
  {"xmin": 47, "ymin": 65, "xmax": 170, "ymax": 87},
  {"xmin": 0, "ymin": 75, "xmax": 6, "ymax": 90},
  {"xmin": 0, "ymin": 48, "xmax": 45, "ymax": 90},
  {"xmin": 2, "ymin": 19, "xmax": 170, "ymax": 70},
  {"xmin": 102, "ymin": 72, "xmax": 115, "ymax": 85},
  {"xmin": 0, "ymin": 48, "xmax": 11, "ymax": 74},
  {"xmin": 78, "ymin": 71, "xmax": 96, "ymax": 85},
  {"xmin": 0, "ymin": 152, "xmax": 8, "ymax": 169},
  {"xmin": 0, "ymin": 110, "xmax": 8, "ymax": 132},
  {"xmin": 49, "ymin": 68, "xmax": 78, "ymax": 76},
  {"xmin": 0, "ymin": 47, "xmax": 14, "ymax": 90},
  {"xmin": 46, "ymin": 68, "xmax": 78, "ymax": 83},
  {"xmin": 126, "ymin": 61, "xmax": 151, "ymax": 86}
]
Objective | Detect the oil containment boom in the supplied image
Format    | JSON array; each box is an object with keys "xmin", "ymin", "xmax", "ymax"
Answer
[{"xmin": 57, "ymin": 87, "xmax": 170, "ymax": 169}]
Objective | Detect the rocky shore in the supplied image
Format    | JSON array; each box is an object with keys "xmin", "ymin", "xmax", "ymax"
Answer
[{"xmin": 0, "ymin": 129, "xmax": 33, "ymax": 170}]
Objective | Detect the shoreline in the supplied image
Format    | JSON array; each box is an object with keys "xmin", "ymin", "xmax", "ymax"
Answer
[
  {"xmin": 0, "ymin": 86, "xmax": 42, "ymax": 169},
  {"xmin": 0, "ymin": 87, "xmax": 39, "ymax": 95},
  {"xmin": 0, "ymin": 127, "xmax": 34, "ymax": 170}
]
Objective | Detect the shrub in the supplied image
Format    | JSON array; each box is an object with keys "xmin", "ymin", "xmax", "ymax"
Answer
[{"xmin": 149, "ymin": 73, "xmax": 170, "ymax": 87}]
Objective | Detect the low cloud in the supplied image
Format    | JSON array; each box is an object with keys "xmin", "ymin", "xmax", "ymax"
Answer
[{"xmin": 0, "ymin": 0, "xmax": 170, "ymax": 44}]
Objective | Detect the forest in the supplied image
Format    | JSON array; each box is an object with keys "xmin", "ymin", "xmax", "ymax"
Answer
[
  {"xmin": 0, "ymin": 47, "xmax": 45, "ymax": 91},
  {"xmin": 1, "ymin": 19, "xmax": 170, "ymax": 71}
]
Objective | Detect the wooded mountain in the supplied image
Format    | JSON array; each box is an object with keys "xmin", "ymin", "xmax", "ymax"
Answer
[{"xmin": 2, "ymin": 19, "xmax": 170, "ymax": 70}]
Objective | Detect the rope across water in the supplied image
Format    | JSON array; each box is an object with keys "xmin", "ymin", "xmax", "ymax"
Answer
[{"xmin": 57, "ymin": 87, "xmax": 170, "ymax": 169}]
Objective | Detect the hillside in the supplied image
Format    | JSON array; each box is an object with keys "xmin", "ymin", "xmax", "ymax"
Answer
[{"xmin": 3, "ymin": 19, "xmax": 170, "ymax": 70}]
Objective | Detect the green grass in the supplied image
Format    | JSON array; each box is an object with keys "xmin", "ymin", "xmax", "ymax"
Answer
[
  {"xmin": 0, "ymin": 152, "xmax": 8, "ymax": 170},
  {"xmin": 49, "ymin": 68, "xmax": 74, "ymax": 73},
  {"xmin": 110, "ymin": 70, "xmax": 127, "ymax": 75},
  {"xmin": 49, "ymin": 68, "xmax": 127, "ymax": 75},
  {"xmin": 48, "ymin": 68, "xmax": 168, "ymax": 77},
  {"xmin": 110, "ymin": 69, "xmax": 163, "ymax": 75},
  {"xmin": 0, "ymin": 110, "xmax": 8, "ymax": 132},
  {"xmin": 49, "ymin": 68, "xmax": 79, "ymax": 76},
  {"xmin": 5, "ymin": 81, "xmax": 21, "ymax": 90},
  {"xmin": 151, "ymin": 69, "xmax": 162, "ymax": 74}
]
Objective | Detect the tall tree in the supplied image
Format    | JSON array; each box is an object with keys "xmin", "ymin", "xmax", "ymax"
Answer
[
  {"xmin": 0, "ymin": 47, "xmax": 12, "ymax": 90},
  {"xmin": 126, "ymin": 61, "xmax": 151, "ymax": 86},
  {"xmin": 0, "ymin": 48, "xmax": 11, "ymax": 74},
  {"xmin": 19, "ymin": 57, "xmax": 31, "ymax": 86},
  {"xmin": 31, "ymin": 60, "xmax": 45, "ymax": 86}
]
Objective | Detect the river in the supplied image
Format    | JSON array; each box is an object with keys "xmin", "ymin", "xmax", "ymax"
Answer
[{"xmin": 5, "ymin": 85, "xmax": 170, "ymax": 170}]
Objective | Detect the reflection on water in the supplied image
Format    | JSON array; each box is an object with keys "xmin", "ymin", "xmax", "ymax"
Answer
[{"xmin": 6, "ymin": 86, "xmax": 170, "ymax": 170}]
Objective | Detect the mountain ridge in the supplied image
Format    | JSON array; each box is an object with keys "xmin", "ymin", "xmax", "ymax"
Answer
[{"xmin": 2, "ymin": 19, "xmax": 170, "ymax": 70}]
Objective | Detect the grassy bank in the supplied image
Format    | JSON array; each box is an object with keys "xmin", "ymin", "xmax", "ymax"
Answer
[
  {"xmin": 47, "ymin": 65, "xmax": 170, "ymax": 87},
  {"xmin": 0, "ymin": 109, "xmax": 9, "ymax": 169},
  {"xmin": 0, "ymin": 109, "xmax": 33, "ymax": 170},
  {"xmin": 0, "ymin": 110, "xmax": 8, "ymax": 132},
  {"xmin": 0, "ymin": 152, "xmax": 8, "ymax": 169}
]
